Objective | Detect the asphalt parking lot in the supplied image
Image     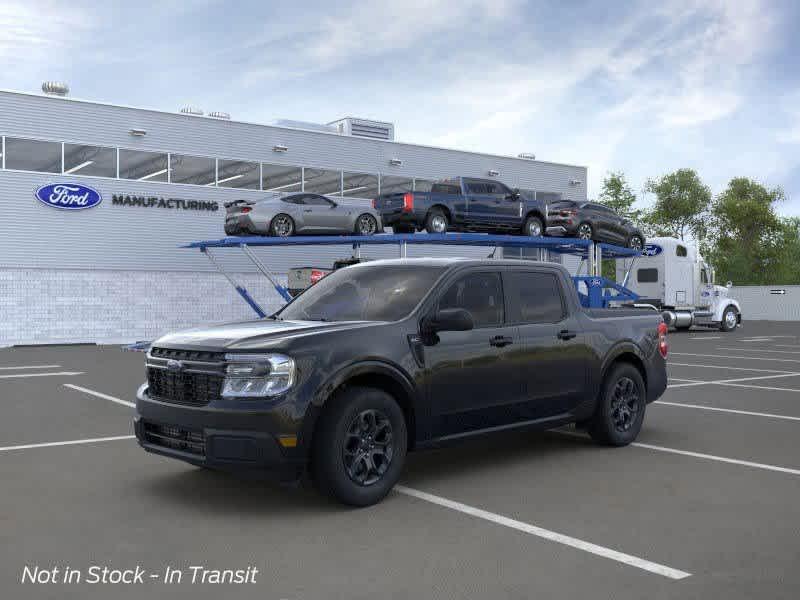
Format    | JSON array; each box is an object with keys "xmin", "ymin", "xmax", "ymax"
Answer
[{"xmin": 2, "ymin": 321, "xmax": 800, "ymax": 599}]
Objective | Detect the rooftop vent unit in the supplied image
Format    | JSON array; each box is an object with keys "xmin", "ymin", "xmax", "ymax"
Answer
[
  {"xmin": 42, "ymin": 81, "xmax": 69, "ymax": 96},
  {"xmin": 329, "ymin": 117, "xmax": 395, "ymax": 141},
  {"xmin": 271, "ymin": 119, "xmax": 337, "ymax": 134},
  {"xmin": 208, "ymin": 111, "xmax": 231, "ymax": 120},
  {"xmin": 180, "ymin": 106, "xmax": 204, "ymax": 116},
  {"xmin": 518, "ymin": 152, "xmax": 536, "ymax": 160}
]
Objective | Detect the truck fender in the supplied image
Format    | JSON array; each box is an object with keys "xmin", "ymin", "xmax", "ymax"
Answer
[
  {"xmin": 300, "ymin": 360, "xmax": 420, "ymax": 455},
  {"xmin": 598, "ymin": 341, "xmax": 649, "ymax": 386},
  {"xmin": 713, "ymin": 298, "xmax": 741, "ymax": 322}
]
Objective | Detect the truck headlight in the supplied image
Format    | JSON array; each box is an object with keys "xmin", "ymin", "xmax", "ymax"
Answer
[{"xmin": 222, "ymin": 353, "xmax": 295, "ymax": 398}]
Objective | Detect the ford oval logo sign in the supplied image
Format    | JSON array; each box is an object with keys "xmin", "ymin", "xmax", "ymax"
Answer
[
  {"xmin": 642, "ymin": 244, "xmax": 663, "ymax": 257},
  {"xmin": 35, "ymin": 183, "xmax": 103, "ymax": 210}
]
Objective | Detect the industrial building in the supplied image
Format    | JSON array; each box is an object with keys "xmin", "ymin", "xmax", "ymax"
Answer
[{"xmin": 0, "ymin": 85, "xmax": 589, "ymax": 345}]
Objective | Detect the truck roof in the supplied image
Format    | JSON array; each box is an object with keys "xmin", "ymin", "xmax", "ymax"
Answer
[{"xmin": 346, "ymin": 256, "xmax": 571, "ymax": 272}]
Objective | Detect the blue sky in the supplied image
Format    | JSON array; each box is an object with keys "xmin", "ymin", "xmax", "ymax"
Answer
[{"xmin": 3, "ymin": 0, "xmax": 800, "ymax": 213}]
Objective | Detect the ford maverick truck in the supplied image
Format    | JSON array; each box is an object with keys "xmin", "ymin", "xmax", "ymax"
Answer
[
  {"xmin": 373, "ymin": 177, "xmax": 549, "ymax": 236},
  {"xmin": 135, "ymin": 258, "xmax": 668, "ymax": 506}
]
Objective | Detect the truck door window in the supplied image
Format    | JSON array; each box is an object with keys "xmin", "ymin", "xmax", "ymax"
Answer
[
  {"xmin": 637, "ymin": 268, "xmax": 659, "ymax": 283},
  {"xmin": 466, "ymin": 182, "xmax": 487, "ymax": 194},
  {"xmin": 507, "ymin": 271, "xmax": 565, "ymax": 323},
  {"xmin": 701, "ymin": 268, "xmax": 709, "ymax": 284},
  {"xmin": 439, "ymin": 272, "xmax": 503, "ymax": 327},
  {"xmin": 676, "ymin": 245, "xmax": 688, "ymax": 257}
]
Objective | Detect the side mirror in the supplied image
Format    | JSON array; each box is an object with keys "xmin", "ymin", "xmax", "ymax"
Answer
[
  {"xmin": 726, "ymin": 281, "xmax": 733, "ymax": 289},
  {"xmin": 329, "ymin": 201, "xmax": 338, "ymax": 208},
  {"xmin": 423, "ymin": 308, "xmax": 474, "ymax": 334}
]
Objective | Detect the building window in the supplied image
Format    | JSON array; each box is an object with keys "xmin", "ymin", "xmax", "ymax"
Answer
[
  {"xmin": 217, "ymin": 159, "xmax": 260, "ymax": 189},
  {"xmin": 342, "ymin": 171, "xmax": 379, "ymax": 198},
  {"xmin": 380, "ymin": 176, "xmax": 413, "ymax": 195},
  {"xmin": 119, "ymin": 149, "xmax": 168, "ymax": 182},
  {"xmin": 304, "ymin": 167, "xmax": 342, "ymax": 195},
  {"xmin": 413, "ymin": 178, "xmax": 435, "ymax": 192},
  {"xmin": 4, "ymin": 137, "xmax": 61, "ymax": 173},
  {"xmin": 170, "ymin": 154, "xmax": 216, "ymax": 186},
  {"xmin": 63, "ymin": 143, "xmax": 117, "ymax": 177},
  {"xmin": 262, "ymin": 163, "xmax": 303, "ymax": 192}
]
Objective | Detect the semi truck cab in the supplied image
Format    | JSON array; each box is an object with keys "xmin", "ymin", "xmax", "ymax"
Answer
[{"xmin": 618, "ymin": 236, "xmax": 742, "ymax": 331}]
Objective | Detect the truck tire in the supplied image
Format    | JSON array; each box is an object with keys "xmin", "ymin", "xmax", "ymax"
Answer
[
  {"xmin": 270, "ymin": 214, "xmax": 295, "ymax": 237},
  {"xmin": 577, "ymin": 222, "xmax": 593, "ymax": 240},
  {"xmin": 720, "ymin": 306, "xmax": 739, "ymax": 332},
  {"xmin": 587, "ymin": 363, "xmax": 646, "ymax": 446},
  {"xmin": 523, "ymin": 215, "xmax": 544, "ymax": 237},
  {"xmin": 425, "ymin": 209, "xmax": 449, "ymax": 234},
  {"xmin": 312, "ymin": 386, "xmax": 407, "ymax": 507},
  {"xmin": 628, "ymin": 234, "xmax": 644, "ymax": 250}
]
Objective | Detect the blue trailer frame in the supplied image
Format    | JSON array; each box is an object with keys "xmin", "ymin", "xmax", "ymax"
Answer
[{"xmin": 183, "ymin": 233, "xmax": 640, "ymax": 315}]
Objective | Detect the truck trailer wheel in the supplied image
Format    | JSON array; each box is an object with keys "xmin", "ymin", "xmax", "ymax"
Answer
[
  {"xmin": 587, "ymin": 363, "xmax": 646, "ymax": 446},
  {"xmin": 312, "ymin": 386, "xmax": 407, "ymax": 507},
  {"xmin": 720, "ymin": 306, "xmax": 739, "ymax": 332},
  {"xmin": 425, "ymin": 209, "xmax": 449, "ymax": 234}
]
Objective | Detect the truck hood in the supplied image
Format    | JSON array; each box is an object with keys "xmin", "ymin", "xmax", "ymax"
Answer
[{"xmin": 151, "ymin": 318, "xmax": 377, "ymax": 351}]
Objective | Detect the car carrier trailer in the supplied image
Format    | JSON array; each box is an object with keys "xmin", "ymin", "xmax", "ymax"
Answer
[{"xmin": 183, "ymin": 233, "xmax": 642, "ymax": 316}]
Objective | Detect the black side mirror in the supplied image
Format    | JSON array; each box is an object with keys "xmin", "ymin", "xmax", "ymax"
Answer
[
  {"xmin": 423, "ymin": 308, "xmax": 474, "ymax": 334},
  {"xmin": 507, "ymin": 188, "xmax": 521, "ymax": 200}
]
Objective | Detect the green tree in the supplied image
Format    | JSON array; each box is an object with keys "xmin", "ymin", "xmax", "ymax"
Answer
[
  {"xmin": 642, "ymin": 169, "xmax": 711, "ymax": 241},
  {"xmin": 598, "ymin": 171, "xmax": 640, "ymax": 220},
  {"xmin": 706, "ymin": 178, "xmax": 785, "ymax": 285}
]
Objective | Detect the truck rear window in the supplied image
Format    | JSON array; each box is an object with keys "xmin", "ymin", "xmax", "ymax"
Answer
[
  {"xmin": 637, "ymin": 268, "xmax": 659, "ymax": 283},
  {"xmin": 430, "ymin": 184, "xmax": 461, "ymax": 194}
]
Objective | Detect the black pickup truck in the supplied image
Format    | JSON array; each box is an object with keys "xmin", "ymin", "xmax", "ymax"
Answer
[
  {"xmin": 374, "ymin": 177, "xmax": 549, "ymax": 236},
  {"xmin": 135, "ymin": 258, "xmax": 668, "ymax": 506}
]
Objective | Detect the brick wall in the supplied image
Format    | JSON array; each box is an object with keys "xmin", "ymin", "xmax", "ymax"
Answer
[{"xmin": 0, "ymin": 269, "xmax": 288, "ymax": 346}]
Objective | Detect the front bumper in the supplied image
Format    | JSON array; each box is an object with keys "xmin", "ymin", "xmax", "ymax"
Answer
[{"xmin": 134, "ymin": 385, "xmax": 306, "ymax": 481}]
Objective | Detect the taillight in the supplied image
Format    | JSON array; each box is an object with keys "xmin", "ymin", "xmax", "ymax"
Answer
[
  {"xmin": 402, "ymin": 193, "xmax": 414, "ymax": 212},
  {"xmin": 658, "ymin": 322, "xmax": 668, "ymax": 358},
  {"xmin": 310, "ymin": 270, "xmax": 327, "ymax": 284},
  {"xmin": 560, "ymin": 209, "xmax": 577, "ymax": 217},
  {"xmin": 241, "ymin": 207, "xmax": 252, "ymax": 214},
  {"xmin": 372, "ymin": 198, "xmax": 377, "ymax": 209}
]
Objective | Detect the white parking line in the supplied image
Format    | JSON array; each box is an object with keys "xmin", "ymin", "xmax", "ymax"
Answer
[
  {"xmin": 671, "ymin": 352, "xmax": 800, "ymax": 364},
  {"xmin": 718, "ymin": 382, "xmax": 800, "ymax": 393},
  {"xmin": 0, "ymin": 371, "xmax": 84, "ymax": 379},
  {"xmin": 739, "ymin": 338, "xmax": 774, "ymax": 342},
  {"xmin": 773, "ymin": 344, "xmax": 800, "ymax": 349},
  {"xmin": 558, "ymin": 430, "xmax": 800, "ymax": 477},
  {"xmin": 395, "ymin": 485, "xmax": 691, "ymax": 580},
  {"xmin": 718, "ymin": 347, "xmax": 800, "ymax": 355},
  {"xmin": 655, "ymin": 401, "xmax": 800, "ymax": 422},
  {"xmin": 63, "ymin": 384, "xmax": 135, "ymax": 408},
  {"xmin": 669, "ymin": 362, "xmax": 795, "ymax": 374},
  {"xmin": 689, "ymin": 336, "xmax": 721, "ymax": 340},
  {"xmin": 668, "ymin": 372, "xmax": 800, "ymax": 389},
  {"xmin": 0, "ymin": 435, "xmax": 135, "ymax": 453},
  {"xmin": 0, "ymin": 364, "xmax": 61, "ymax": 370}
]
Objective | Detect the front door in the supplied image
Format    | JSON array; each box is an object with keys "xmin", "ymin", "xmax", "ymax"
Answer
[
  {"xmin": 504, "ymin": 269, "xmax": 590, "ymax": 418},
  {"xmin": 423, "ymin": 270, "xmax": 522, "ymax": 437},
  {"xmin": 301, "ymin": 194, "xmax": 343, "ymax": 231}
]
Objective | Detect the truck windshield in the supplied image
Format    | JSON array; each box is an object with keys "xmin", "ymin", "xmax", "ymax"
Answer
[{"xmin": 275, "ymin": 265, "xmax": 447, "ymax": 322}]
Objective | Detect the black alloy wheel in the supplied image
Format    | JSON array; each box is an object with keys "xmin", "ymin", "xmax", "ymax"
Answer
[
  {"xmin": 270, "ymin": 214, "xmax": 295, "ymax": 237},
  {"xmin": 342, "ymin": 409, "xmax": 394, "ymax": 486},
  {"xmin": 356, "ymin": 214, "xmax": 378, "ymax": 236},
  {"xmin": 609, "ymin": 377, "xmax": 640, "ymax": 433},
  {"xmin": 587, "ymin": 363, "xmax": 646, "ymax": 446},
  {"xmin": 577, "ymin": 222, "xmax": 593, "ymax": 240}
]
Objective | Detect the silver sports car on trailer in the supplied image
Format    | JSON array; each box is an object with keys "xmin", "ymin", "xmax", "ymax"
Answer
[{"xmin": 224, "ymin": 193, "xmax": 383, "ymax": 237}]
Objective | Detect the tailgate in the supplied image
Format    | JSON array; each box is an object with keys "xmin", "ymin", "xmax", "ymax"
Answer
[{"xmin": 373, "ymin": 192, "xmax": 408, "ymax": 212}]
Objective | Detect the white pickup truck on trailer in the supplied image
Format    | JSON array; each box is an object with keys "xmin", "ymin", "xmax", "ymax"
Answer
[{"xmin": 617, "ymin": 236, "xmax": 742, "ymax": 332}]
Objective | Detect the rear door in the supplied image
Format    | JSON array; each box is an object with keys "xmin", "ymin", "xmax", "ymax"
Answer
[
  {"xmin": 504, "ymin": 269, "xmax": 590, "ymax": 418},
  {"xmin": 484, "ymin": 181, "xmax": 521, "ymax": 227},
  {"xmin": 423, "ymin": 269, "xmax": 523, "ymax": 437}
]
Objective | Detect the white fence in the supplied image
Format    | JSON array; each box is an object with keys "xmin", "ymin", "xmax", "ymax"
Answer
[{"xmin": 728, "ymin": 285, "xmax": 800, "ymax": 321}]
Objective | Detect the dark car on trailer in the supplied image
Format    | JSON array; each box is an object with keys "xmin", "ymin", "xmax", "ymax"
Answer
[
  {"xmin": 135, "ymin": 258, "xmax": 668, "ymax": 506},
  {"xmin": 547, "ymin": 200, "xmax": 645, "ymax": 249},
  {"xmin": 373, "ymin": 177, "xmax": 549, "ymax": 236}
]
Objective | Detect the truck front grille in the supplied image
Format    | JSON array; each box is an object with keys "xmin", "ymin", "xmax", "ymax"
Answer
[
  {"xmin": 146, "ymin": 347, "xmax": 226, "ymax": 406},
  {"xmin": 143, "ymin": 422, "xmax": 205, "ymax": 456}
]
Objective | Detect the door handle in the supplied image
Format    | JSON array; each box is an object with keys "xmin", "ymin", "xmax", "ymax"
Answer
[
  {"xmin": 490, "ymin": 335, "xmax": 514, "ymax": 347},
  {"xmin": 557, "ymin": 330, "xmax": 577, "ymax": 341},
  {"xmin": 303, "ymin": 209, "xmax": 313, "ymax": 213}
]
